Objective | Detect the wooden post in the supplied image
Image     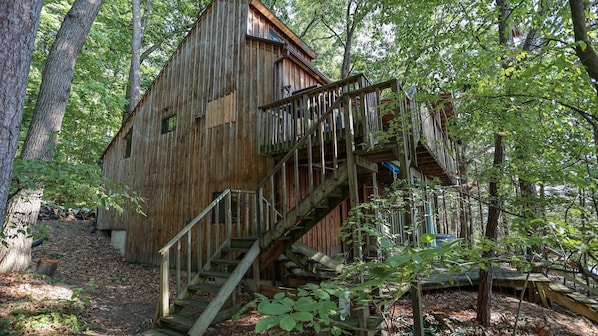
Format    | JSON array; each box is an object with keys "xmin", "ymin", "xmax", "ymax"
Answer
[
  {"xmin": 160, "ymin": 250, "xmax": 170, "ymax": 317},
  {"xmin": 391, "ymin": 80, "xmax": 425, "ymax": 336},
  {"xmin": 410, "ymin": 281, "xmax": 424, "ymax": 336},
  {"xmin": 342, "ymin": 92, "xmax": 369, "ymax": 335}
]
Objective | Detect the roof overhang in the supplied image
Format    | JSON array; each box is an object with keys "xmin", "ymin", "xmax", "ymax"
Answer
[{"xmin": 249, "ymin": 0, "xmax": 317, "ymax": 60}]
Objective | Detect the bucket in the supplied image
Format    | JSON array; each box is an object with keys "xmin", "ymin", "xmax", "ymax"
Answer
[{"xmin": 435, "ymin": 234, "xmax": 456, "ymax": 246}]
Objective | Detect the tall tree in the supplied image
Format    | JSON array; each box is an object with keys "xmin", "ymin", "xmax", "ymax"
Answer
[
  {"xmin": 0, "ymin": 0, "xmax": 104, "ymax": 273},
  {"xmin": 569, "ymin": 0, "xmax": 598, "ymax": 161},
  {"xmin": 0, "ymin": 2, "xmax": 44, "ymax": 232},
  {"xmin": 124, "ymin": 0, "xmax": 150, "ymax": 122}
]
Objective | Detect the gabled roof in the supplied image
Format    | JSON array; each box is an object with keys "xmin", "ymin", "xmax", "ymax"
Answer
[
  {"xmin": 101, "ymin": 0, "xmax": 321, "ymax": 160},
  {"xmin": 249, "ymin": 0, "xmax": 316, "ymax": 59}
]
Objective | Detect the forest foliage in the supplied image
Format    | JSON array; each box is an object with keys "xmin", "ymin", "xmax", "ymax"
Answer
[{"xmin": 2, "ymin": 0, "xmax": 597, "ymax": 331}]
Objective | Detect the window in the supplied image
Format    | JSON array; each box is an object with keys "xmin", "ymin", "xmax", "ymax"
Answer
[
  {"xmin": 124, "ymin": 129, "xmax": 132, "ymax": 158},
  {"xmin": 268, "ymin": 28, "xmax": 284, "ymax": 43},
  {"xmin": 161, "ymin": 114, "xmax": 177, "ymax": 134}
]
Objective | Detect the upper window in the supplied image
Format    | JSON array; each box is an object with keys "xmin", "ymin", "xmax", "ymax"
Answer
[
  {"xmin": 124, "ymin": 129, "xmax": 132, "ymax": 158},
  {"xmin": 268, "ymin": 28, "xmax": 284, "ymax": 43},
  {"xmin": 161, "ymin": 114, "xmax": 177, "ymax": 134}
]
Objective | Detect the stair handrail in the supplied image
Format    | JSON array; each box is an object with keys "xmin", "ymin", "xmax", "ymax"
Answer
[
  {"xmin": 256, "ymin": 94, "xmax": 346, "ymax": 240},
  {"xmin": 157, "ymin": 189, "xmax": 256, "ymax": 319}
]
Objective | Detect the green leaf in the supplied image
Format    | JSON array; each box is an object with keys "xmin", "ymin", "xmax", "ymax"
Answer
[
  {"xmin": 279, "ymin": 314, "xmax": 297, "ymax": 331},
  {"xmin": 297, "ymin": 288, "xmax": 309, "ymax": 297},
  {"xmin": 421, "ymin": 233, "xmax": 436, "ymax": 243},
  {"xmin": 291, "ymin": 311, "xmax": 313, "ymax": 322},
  {"xmin": 257, "ymin": 302, "xmax": 292, "ymax": 315},
  {"xmin": 255, "ymin": 316, "xmax": 280, "ymax": 333}
]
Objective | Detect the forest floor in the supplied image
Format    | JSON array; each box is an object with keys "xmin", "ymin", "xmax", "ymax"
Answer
[{"xmin": 0, "ymin": 219, "xmax": 596, "ymax": 335}]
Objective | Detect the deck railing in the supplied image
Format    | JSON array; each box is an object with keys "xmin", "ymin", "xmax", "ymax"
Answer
[
  {"xmin": 418, "ymin": 104, "xmax": 456, "ymax": 174},
  {"xmin": 256, "ymin": 78, "xmax": 399, "ymax": 247},
  {"xmin": 157, "ymin": 189, "xmax": 256, "ymax": 318},
  {"xmin": 258, "ymin": 74, "xmax": 381, "ymax": 155}
]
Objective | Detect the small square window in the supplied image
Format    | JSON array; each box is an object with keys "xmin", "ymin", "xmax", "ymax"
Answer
[
  {"xmin": 124, "ymin": 129, "xmax": 133, "ymax": 158},
  {"xmin": 269, "ymin": 28, "xmax": 283, "ymax": 43},
  {"xmin": 161, "ymin": 114, "xmax": 177, "ymax": 134}
]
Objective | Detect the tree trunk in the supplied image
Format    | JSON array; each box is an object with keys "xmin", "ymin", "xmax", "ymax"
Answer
[
  {"xmin": 569, "ymin": 0, "xmax": 598, "ymax": 95},
  {"xmin": 569, "ymin": 0, "xmax": 598, "ymax": 163},
  {"xmin": 477, "ymin": 133, "xmax": 505, "ymax": 326},
  {"xmin": 0, "ymin": 0, "xmax": 104, "ymax": 274},
  {"xmin": 124, "ymin": 0, "xmax": 143, "ymax": 122},
  {"xmin": 477, "ymin": 0, "xmax": 510, "ymax": 325},
  {"xmin": 0, "ymin": 1, "xmax": 44, "ymax": 230}
]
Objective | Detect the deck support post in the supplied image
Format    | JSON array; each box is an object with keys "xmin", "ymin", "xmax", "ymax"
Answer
[
  {"xmin": 342, "ymin": 91, "xmax": 369, "ymax": 335},
  {"xmin": 391, "ymin": 80, "xmax": 425, "ymax": 336}
]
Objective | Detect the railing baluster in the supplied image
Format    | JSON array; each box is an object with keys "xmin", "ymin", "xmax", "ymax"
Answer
[
  {"xmin": 319, "ymin": 117, "xmax": 326, "ymax": 185},
  {"xmin": 307, "ymin": 131, "xmax": 314, "ymax": 202},
  {"xmin": 160, "ymin": 250, "xmax": 170, "ymax": 317},
  {"xmin": 281, "ymin": 162, "xmax": 287, "ymax": 223},
  {"xmin": 176, "ymin": 240, "xmax": 181, "ymax": 296},
  {"xmin": 294, "ymin": 150, "xmax": 300, "ymax": 209},
  {"xmin": 207, "ymin": 209, "xmax": 211, "ymax": 264},
  {"xmin": 186, "ymin": 231, "xmax": 191, "ymax": 283},
  {"xmin": 197, "ymin": 220, "xmax": 202, "ymax": 271},
  {"xmin": 226, "ymin": 191, "xmax": 232, "ymax": 241},
  {"xmin": 270, "ymin": 175, "xmax": 275, "ymax": 231}
]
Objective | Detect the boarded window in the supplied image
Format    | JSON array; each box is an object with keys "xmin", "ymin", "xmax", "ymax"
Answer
[
  {"xmin": 206, "ymin": 92, "xmax": 236, "ymax": 128},
  {"xmin": 161, "ymin": 114, "xmax": 177, "ymax": 134},
  {"xmin": 124, "ymin": 129, "xmax": 132, "ymax": 158}
]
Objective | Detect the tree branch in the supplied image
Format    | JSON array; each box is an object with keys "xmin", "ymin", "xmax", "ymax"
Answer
[{"xmin": 569, "ymin": 0, "xmax": 598, "ymax": 92}]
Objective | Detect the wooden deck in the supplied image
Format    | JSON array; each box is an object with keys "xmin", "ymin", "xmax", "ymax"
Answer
[
  {"xmin": 258, "ymin": 75, "xmax": 457, "ymax": 186},
  {"xmin": 421, "ymin": 266, "xmax": 598, "ymax": 323}
]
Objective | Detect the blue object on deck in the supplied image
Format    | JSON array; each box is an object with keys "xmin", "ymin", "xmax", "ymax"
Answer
[
  {"xmin": 425, "ymin": 202, "xmax": 436, "ymax": 247},
  {"xmin": 435, "ymin": 234, "xmax": 456, "ymax": 246},
  {"xmin": 381, "ymin": 161, "xmax": 400, "ymax": 174}
]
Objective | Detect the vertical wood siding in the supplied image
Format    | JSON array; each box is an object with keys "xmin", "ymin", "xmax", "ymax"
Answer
[{"xmin": 99, "ymin": 0, "xmax": 332, "ymax": 266}]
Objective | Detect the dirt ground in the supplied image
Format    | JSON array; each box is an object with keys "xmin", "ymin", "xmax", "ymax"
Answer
[{"xmin": 0, "ymin": 219, "xmax": 596, "ymax": 335}]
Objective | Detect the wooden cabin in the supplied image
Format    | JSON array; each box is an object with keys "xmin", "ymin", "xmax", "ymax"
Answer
[{"xmin": 98, "ymin": 0, "xmax": 457, "ymax": 334}]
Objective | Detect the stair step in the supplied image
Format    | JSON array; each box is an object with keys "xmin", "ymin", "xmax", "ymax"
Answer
[
  {"xmin": 160, "ymin": 314, "xmax": 195, "ymax": 331},
  {"xmin": 174, "ymin": 298, "xmax": 210, "ymax": 309},
  {"xmin": 212, "ymin": 258, "xmax": 242, "ymax": 265},
  {"xmin": 289, "ymin": 226, "xmax": 305, "ymax": 231},
  {"xmin": 230, "ymin": 238, "xmax": 257, "ymax": 249},
  {"xmin": 224, "ymin": 247, "xmax": 250, "ymax": 253},
  {"xmin": 143, "ymin": 328, "xmax": 187, "ymax": 336},
  {"xmin": 189, "ymin": 283, "xmax": 221, "ymax": 293},
  {"xmin": 200, "ymin": 270, "xmax": 231, "ymax": 278}
]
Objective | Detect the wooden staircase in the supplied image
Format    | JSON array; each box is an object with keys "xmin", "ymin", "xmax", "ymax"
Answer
[{"xmin": 148, "ymin": 237, "xmax": 260, "ymax": 336}]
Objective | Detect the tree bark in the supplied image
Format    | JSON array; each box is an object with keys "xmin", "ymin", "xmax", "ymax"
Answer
[
  {"xmin": 569, "ymin": 0, "xmax": 598, "ymax": 95},
  {"xmin": 341, "ymin": 2, "xmax": 355, "ymax": 79},
  {"xmin": 0, "ymin": 1, "xmax": 44, "ymax": 231},
  {"xmin": 0, "ymin": 0, "xmax": 104, "ymax": 273},
  {"xmin": 124, "ymin": 0, "xmax": 151, "ymax": 123},
  {"xmin": 477, "ymin": 0, "xmax": 510, "ymax": 325},
  {"xmin": 569, "ymin": 0, "xmax": 598, "ymax": 162},
  {"xmin": 477, "ymin": 133, "xmax": 505, "ymax": 326}
]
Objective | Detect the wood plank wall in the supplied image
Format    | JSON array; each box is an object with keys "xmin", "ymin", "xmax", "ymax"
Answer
[{"xmin": 98, "ymin": 0, "xmax": 331, "ymax": 266}]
